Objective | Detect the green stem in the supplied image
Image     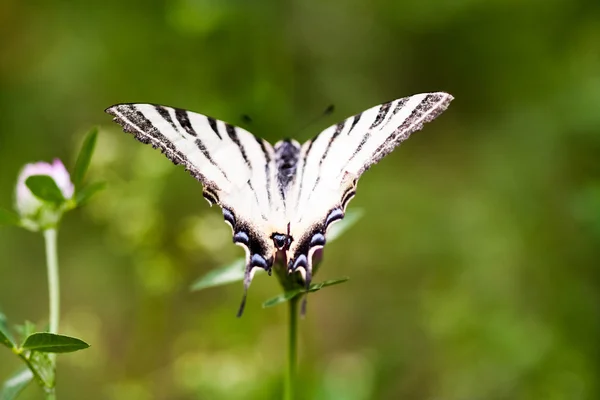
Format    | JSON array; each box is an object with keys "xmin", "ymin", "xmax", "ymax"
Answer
[
  {"xmin": 44, "ymin": 388, "xmax": 56, "ymax": 400},
  {"xmin": 284, "ymin": 296, "xmax": 298, "ymax": 400},
  {"xmin": 43, "ymin": 228, "xmax": 59, "ymax": 400},
  {"xmin": 44, "ymin": 228, "xmax": 60, "ymax": 335}
]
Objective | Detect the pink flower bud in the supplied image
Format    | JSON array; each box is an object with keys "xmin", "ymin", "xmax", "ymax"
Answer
[{"xmin": 15, "ymin": 159, "xmax": 74, "ymax": 217}]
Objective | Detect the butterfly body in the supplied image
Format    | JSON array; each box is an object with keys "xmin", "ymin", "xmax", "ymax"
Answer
[{"xmin": 106, "ymin": 92, "xmax": 453, "ymax": 315}]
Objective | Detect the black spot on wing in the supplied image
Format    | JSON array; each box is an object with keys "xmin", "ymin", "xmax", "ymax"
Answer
[
  {"xmin": 195, "ymin": 138, "xmax": 230, "ymax": 182},
  {"xmin": 231, "ymin": 220, "xmax": 272, "ymax": 270},
  {"xmin": 222, "ymin": 208, "xmax": 235, "ymax": 226},
  {"xmin": 155, "ymin": 106, "xmax": 178, "ymax": 131},
  {"xmin": 275, "ymin": 139, "xmax": 300, "ymax": 199},
  {"xmin": 247, "ymin": 180, "xmax": 268, "ymax": 221},
  {"xmin": 175, "ymin": 109, "xmax": 197, "ymax": 136},
  {"xmin": 371, "ymin": 94, "xmax": 435, "ymax": 160},
  {"xmin": 207, "ymin": 117, "xmax": 222, "ymax": 139},
  {"xmin": 226, "ymin": 124, "xmax": 251, "ymax": 167},
  {"xmin": 310, "ymin": 233, "xmax": 326, "ymax": 247},
  {"xmin": 391, "ymin": 97, "xmax": 410, "ymax": 117},
  {"xmin": 233, "ymin": 231, "xmax": 250, "ymax": 246},
  {"xmin": 202, "ymin": 189, "xmax": 219, "ymax": 205},
  {"xmin": 325, "ymin": 208, "xmax": 344, "ymax": 227},
  {"xmin": 295, "ymin": 140, "xmax": 315, "ymax": 205},
  {"xmin": 348, "ymin": 113, "xmax": 362, "ymax": 135},
  {"xmin": 320, "ymin": 121, "xmax": 345, "ymax": 165},
  {"xmin": 342, "ymin": 99, "xmax": 402, "ymax": 174},
  {"xmin": 370, "ymin": 101, "xmax": 392, "ymax": 129},
  {"xmin": 255, "ymin": 137, "xmax": 273, "ymax": 205},
  {"xmin": 341, "ymin": 188, "xmax": 356, "ymax": 209},
  {"xmin": 105, "ymin": 104, "xmax": 212, "ymax": 186}
]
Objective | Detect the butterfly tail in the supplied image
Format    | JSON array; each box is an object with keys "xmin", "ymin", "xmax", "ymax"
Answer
[
  {"xmin": 237, "ymin": 264, "xmax": 255, "ymax": 317},
  {"xmin": 300, "ymin": 266, "xmax": 312, "ymax": 317}
]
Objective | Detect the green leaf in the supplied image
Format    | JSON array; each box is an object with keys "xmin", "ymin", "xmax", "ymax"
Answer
[
  {"xmin": 75, "ymin": 181, "xmax": 106, "ymax": 206},
  {"xmin": 0, "ymin": 369, "xmax": 33, "ymax": 400},
  {"xmin": 25, "ymin": 176, "xmax": 65, "ymax": 205},
  {"xmin": 262, "ymin": 276, "xmax": 349, "ymax": 308},
  {"xmin": 190, "ymin": 259, "xmax": 246, "ymax": 292},
  {"xmin": 327, "ymin": 208, "xmax": 364, "ymax": 243},
  {"xmin": 22, "ymin": 333, "xmax": 90, "ymax": 353},
  {"xmin": 72, "ymin": 127, "xmax": 98, "ymax": 189},
  {"xmin": 28, "ymin": 351, "xmax": 54, "ymax": 388},
  {"xmin": 262, "ymin": 290, "xmax": 301, "ymax": 308},
  {"xmin": 0, "ymin": 208, "xmax": 20, "ymax": 227},
  {"xmin": 0, "ymin": 313, "xmax": 15, "ymax": 349}
]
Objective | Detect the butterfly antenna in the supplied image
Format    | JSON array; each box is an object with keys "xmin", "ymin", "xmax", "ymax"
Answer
[{"xmin": 293, "ymin": 104, "xmax": 335, "ymax": 138}]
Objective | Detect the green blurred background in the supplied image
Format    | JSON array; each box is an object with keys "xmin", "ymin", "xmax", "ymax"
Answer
[{"xmin": 1, "ymin": 0, "xmax": 600, "ymax": 399}]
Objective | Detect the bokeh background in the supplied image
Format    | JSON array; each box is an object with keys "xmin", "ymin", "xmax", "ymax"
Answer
[{"xmin": 1, "ymin": 0, "xmax": 600, "ymax": 399}]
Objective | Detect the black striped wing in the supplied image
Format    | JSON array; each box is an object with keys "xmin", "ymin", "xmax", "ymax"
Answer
[
  {"xmin": 105, "ymin": 104, "xmax": 282, "ymax": 314},
  {"xmin": 106, "ymin": 92, "xmax": 454, "ymax": 316},
  {"xmin": 284, "ymin": 92, "xmax": 454, "ymax": 290}
]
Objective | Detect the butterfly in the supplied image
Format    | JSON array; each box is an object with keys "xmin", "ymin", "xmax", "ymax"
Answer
[{"xmin": 105, "ymin": 92, "xmax": 453, "ymax": 315}]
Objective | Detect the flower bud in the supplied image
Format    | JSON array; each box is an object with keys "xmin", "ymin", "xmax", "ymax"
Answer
[{"xmin": 15, "ymin": 159, "xmax": 74, "ymax": 229}]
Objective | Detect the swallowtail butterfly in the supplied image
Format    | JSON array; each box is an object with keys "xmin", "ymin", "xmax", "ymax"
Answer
[{"xmin": 106, "ymin": 92, "xmax": 453, "ymax": 315}]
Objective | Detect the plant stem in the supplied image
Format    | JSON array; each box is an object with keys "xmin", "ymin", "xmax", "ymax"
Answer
[
  {"xmin": 43, "ymin": 228, "xmax": 60, "ymax": 399},
  {"xmin": 45, "ymin": 388, "xmax": 56, "ymax": 400},
  {"xmin": 284, "ymin": 296, "xmax": 298, "ymax": 400},
  {"xmin": 44, "ymin": 228, "xmax": 60, "ymax": 335}
]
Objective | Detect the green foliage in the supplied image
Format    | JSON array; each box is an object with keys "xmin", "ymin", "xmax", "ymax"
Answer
[
  {"xmin": 263, "ymin": 277, "xmax": 349, "ymax": 308},
  {"xmin": 0, "ymin": 313, "xmax": 14, "ymax": 349},
  {"xmin": 0, "ymin": 317, "xmax": 90, "ymax": 395},
  {"xmin": 24, "ymin": 176, "xmax": 65, "ymax": 205},
  {"xmin": 75, "ymin": 181, "xmax": 106, "ymax": 206},
  {"xmin": 72, "ymin": 127, "xmax": 98, "ymax": 189},
  {"xmin": 27, "ymin": 351, "xmax": 54, "ymax": 388},
  {"xmin": 190, "ymin": 259, "xmax": 246, "ymax": 292},
  {"xmin": 21, "ymin": 333, "xmax": 90, "ymax": 354},
  {"xmin": 0, "ymin": 369, "xmax": 33, "ymax": 400},
  {"xmin": 2, "ymin": 1, "xmax": 600, "ymax": 398},
  {"xmin": 326, "ymin": 209, "xmax": 364, "ymax": 242}
]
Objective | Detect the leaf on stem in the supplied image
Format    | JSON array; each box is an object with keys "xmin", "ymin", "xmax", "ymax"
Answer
[
  {"xmin": 0, "ymin": 368, "xmax": 33, "ymax": 400},
  {"xmin": 75, "ymin": 181, "xmax": 106, "ymax": 206},
  {"xmin": 327, "ymin": 208, "xmax": 364, "ymax": 243},
  {"xmin": 28, "ymin": 351, "xmax": 54, "ymax": 388},
  {"xmin": 72, "ymin": 127, "xmax": 98, "ymax": 189},
  {"xmin": 0, "ymin": 209, "xmax": 20, "ymax": 227},
  {"xmin": 262, "ymin": 277, "xmax": 349, "ymax": 308},
  {"xmin": 22, "ymin": 333, "xmax": 90, "ymax": 353},
  {"xmin": 0, "ymin": 313, "xmax": 15, "ymax": 349},
  {"xmin": 25, "ymin": 176, "xmax": 65, "ymax": 205},
  {"xmin": 190, "ymin": 259, "xmax": 247, "ymax": 292}
]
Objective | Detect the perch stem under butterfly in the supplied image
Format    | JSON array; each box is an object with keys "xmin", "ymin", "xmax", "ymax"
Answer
[{"xmin": 285, "ymin": 295, "xmax": 299, "ymax": 400}]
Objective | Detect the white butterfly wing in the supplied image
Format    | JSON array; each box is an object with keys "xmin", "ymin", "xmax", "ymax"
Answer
[
  {"xmin": 106, "ymin": 92, "xmax": 454, "ymax": 316},
  {"xmin": 286, "ymin": 92, "xmax": 454, "ymax": 286},
  {"xmin": 105, "ymin": 104, "xmax": 283, "ymax": 314}
]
